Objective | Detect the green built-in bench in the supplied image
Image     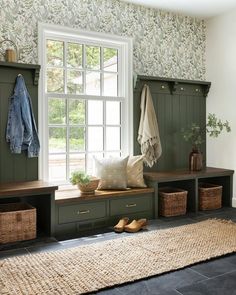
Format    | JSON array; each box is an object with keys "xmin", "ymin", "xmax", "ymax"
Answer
[{"xmin": 55, "ymin": 187, "xmax": 154, "ymax": 237}]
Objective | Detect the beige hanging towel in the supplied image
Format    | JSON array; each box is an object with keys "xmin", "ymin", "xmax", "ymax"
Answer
[{"xmin": 137, "ymin": 84, "xmax": 162, "ymax": 167}]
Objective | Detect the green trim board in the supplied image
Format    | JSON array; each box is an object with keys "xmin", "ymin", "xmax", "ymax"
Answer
[
  {"xmin": 133, "ymin": 75, "xmax": 211, "ymax": 172},
  {"xmin": 0, "ymin": 62, "xmax": 40, "ymax": 182}
]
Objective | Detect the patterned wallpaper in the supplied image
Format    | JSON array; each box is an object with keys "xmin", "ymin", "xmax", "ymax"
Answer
[{"xmin": 0, "ymin": 0, "xmax": 206, "ymax": 80}]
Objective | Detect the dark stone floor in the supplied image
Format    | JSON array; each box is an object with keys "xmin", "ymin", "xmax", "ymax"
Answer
[{"xmin": 1, "ymin": 207, "xmax": 236, "ymax": 295}]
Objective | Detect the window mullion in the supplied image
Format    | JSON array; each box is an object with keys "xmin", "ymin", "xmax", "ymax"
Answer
[
  {"xmin": 85, "ymin": 99, "xmax": 88, "ymax": 172},
  {"xmin": 101, "ymin": 47, "xmax": 104, "ymax": 96},
  {"xmin": 103, "ymin": 100, "xmax": 106, "ymax": 157},
  {"xmin": 64, "ymin": 41, "xmax": 70, "ymax": 181},
  {"xmin": 83, "ymin": 44, "xmax": 86, "ymax": 94}
]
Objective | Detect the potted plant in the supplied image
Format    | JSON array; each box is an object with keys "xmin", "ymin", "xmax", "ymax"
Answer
[
  {"xmin": 70, "ymin": 171, "xmax": 100, "ymax": 194},
  {"xmin": 182, "ymin": 113, "xmax": 231, "ymax": 171}
]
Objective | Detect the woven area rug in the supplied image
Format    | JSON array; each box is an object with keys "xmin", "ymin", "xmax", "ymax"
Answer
[{"xmin": 1, "ymin": 219, "xmax": 236, "ymax": 295}]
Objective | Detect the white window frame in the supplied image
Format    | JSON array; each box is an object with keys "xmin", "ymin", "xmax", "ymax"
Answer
[{"xmin": 38, "ymin": 23, "xmax": 133, "ymax": 182}]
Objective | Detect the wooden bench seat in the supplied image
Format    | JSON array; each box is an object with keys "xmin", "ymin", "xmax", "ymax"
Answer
[{"xmin": 55, "ymin": 187, "xmax": 154, "ymax": 204}]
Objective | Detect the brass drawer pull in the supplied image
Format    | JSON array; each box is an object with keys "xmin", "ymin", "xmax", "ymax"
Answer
[
  {"xmin": 126, "ymin": 203, "xmax": 137, "ymax": 208},
  {"xmin": 77, "ymin": 210, "xmax": 90, "ymax": 215}
]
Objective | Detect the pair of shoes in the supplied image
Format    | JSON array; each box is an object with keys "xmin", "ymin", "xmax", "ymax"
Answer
[{"xmin": 113, "ymin": 218, "xmax": 148, "ymax": 233}]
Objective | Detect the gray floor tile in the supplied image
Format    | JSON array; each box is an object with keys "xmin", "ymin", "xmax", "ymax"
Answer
[
  {"xmin": 191, "ymin": 254, "xmax": 236, "ymax": 278},
  {"xmin": 114, "ymin": 268, "xmax": 206, "ymax": 295},
  {"xmin": 0, "ymin": 248, "xmax": 29, "ymax": 260},
  {"xmin": 116, "ymin": 281, "xmax": 152, "ymax": 295},
  {"xmin": 27, "ymin": 242, "xmax": 64, "ymax": 254},
  {"xmin": 117, "ymin": 279, "xmax": 181, "ymax": 295},
  {"xmin": 0, "ymin": 236, "xmax": 57, "ymax": 252},
  {"xmin": 190, "ymin": 208, "xmax": 236, "ymax": 221},
  {"xmin": 95, "ymin": 287, "xmax": 123, "ymax": 294},
  {"xmin": 144, "ymin": 268, "xmax": 207, "ymax": 291},
  {"xmin": 177, "ymin": 270, "xmax": 236, "ymax": 295}
]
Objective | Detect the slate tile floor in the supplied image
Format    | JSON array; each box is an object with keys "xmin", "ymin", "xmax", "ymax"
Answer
[{"xmin": 1, "ymin": 207, "xmax": 236, "ymax": 295}]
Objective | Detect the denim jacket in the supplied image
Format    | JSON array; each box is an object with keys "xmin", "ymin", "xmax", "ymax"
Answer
[{"xmin": 6, "ymin": 75, "xmax": 40, "ymax": 157}]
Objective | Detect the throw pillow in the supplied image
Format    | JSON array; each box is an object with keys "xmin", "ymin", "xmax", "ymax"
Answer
[
  {"xmin": 127, "ymin": 155, "xmax": 147, "ymax": 188},
  {"xmin": 94, "ymin": 156, "xmax": 129, "ymax": 190}
]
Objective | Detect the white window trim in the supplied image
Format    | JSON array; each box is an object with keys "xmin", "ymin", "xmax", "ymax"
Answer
[{"xmin": 38, "ymin": 22, "xmax": 133, "ymax": 181}]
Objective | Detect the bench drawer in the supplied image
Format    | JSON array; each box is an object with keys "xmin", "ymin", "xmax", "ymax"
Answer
[
  {"xmin": 110, "ymin": 195, "xmax": 152, "ymax": 216},
  {"xmin": 58, "ymin": 201, "xmax": 106, "ymax": 224}
]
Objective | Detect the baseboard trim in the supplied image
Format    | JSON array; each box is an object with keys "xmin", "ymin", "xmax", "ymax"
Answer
[{"xmin": 232, "ymin": 198, "xmax": 236, "ymax": 208}]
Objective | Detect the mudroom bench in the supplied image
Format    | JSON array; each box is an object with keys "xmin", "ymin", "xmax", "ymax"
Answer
[
  {"xmin": 0, "ymin": 181, "xmax": 58, "ymax": 238},
  {"xmin": 144, "ymin": 167, "xmax": 234, "ymax": 218},
  {"xmin": 55, "ymin": 187, "xmax": 155, "ymax": 237}
]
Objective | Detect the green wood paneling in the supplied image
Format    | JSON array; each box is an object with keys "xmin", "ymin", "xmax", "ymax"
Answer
[
  {"xmin": 0, "ymin": 62, "xmax": 40, "ymax": 183},
  {"xmin": 133, "ymin": 76, "xmax": 210, "ymax": 172}
]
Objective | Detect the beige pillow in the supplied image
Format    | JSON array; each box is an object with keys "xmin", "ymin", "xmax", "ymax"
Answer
[
  {"xmin": 94, "ymin": 156, "xmax": 129, "ymax": 190},
  {"xmin": 127, "ymin": 155, "xmax": 147, "ymax": 188}
]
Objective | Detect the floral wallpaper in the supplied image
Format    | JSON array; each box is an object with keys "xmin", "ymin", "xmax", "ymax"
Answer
[{"xmin": 0, "ymin": 0, "xmax": 206, "ymax": 80}]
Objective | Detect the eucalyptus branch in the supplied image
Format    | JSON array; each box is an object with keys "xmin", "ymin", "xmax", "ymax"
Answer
[
  {"xmin": 182, "ymin": 113, "xmax": 231, "ymax": 150},
  {"xmin": 206, "ymin": 113, "xmax": 231, "ymax": 138}
]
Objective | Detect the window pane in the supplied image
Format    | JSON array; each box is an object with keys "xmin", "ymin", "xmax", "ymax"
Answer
[
  {"xmin": 69, "ymin": 99, "xmax": 85, "ymax": 125},
  {"xmin": 105, "ymin": 152, "xmax": 121, "ymax": 157},
  {"xmin": 104, "ymin": 73, "xmax": 118, "ymax": 96},
  {"xmin": 86, "ymin": 45, "xmax": 100, "ymax": 70},
  {"xmin": 106, "ymin": 101, "xmax": 120, "ymax": 125},
  {"xmin": 88, "ymin": 100, "xmax": 103, "ymax": 125},
  {"xmin": 88, "ymin": 127, "xmax": 103, "ymax": 151},
  {"xmin": 86, "ymin": 71, "xmax": 100, "ymax": 95},
  {"xmin": 104, "ymin": 48, "xmax": 117, "ymax": 72},
  {"xmin": 69, "ymin": 127, "xmax": 85, "ymax": 152},
  {"xmin": 67, "ymin": 70, "xmax": 83, "ymax": 94},
  {"xmin": 87, "ymin": 152, "xmax": 103, "ymax": 175},
  {"xmin": 69, "ymin": 154, "xmax": 85, "ymax": 174},
  {"xmin": 47, "ymin": 68, "xmax": 64, "ymax": 93},
  {"xmin": 46, "ymin": 40, "xmax": 64, "ymax": 67},
  {"xmin": 49, "ymin": 154, "xmax": 66, "ymax": 181},
  {"xmin": 67, "ymin": 43, "xmax": 83, "ymax": 68},
  {"xmin": 49, "ymin": 127, "xmax": 66, "ymax": 153},
  {"xmin": 48, "ymin": 98, "xmax": 66, "ymax": 124},
  {"xmin": 106, "ymin": 127, "xmax": 120, "ymax": 151}
]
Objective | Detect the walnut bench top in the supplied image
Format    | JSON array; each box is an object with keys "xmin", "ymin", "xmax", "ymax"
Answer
[
  {"xmin": 0, "ymin": 180, "xmax": 58, "ymax": 197},
  {"xmin": 55, "ymin": 187, "xmax": 154, "ymax": 204},
  {"xmin": 144, "ymin": 167, "xmax": 234, "ymax": 182}
]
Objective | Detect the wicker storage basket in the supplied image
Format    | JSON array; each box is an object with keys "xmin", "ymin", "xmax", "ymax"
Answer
[
  {"xmin": 159, "ymin": 187, "xmax": 188, "ymax": 217},
  {"xmin": 0, "ymin": 202, "xmax": 36, "ymax": 244},
  {"xmin": 77, "ymin": 178, "xmax": 100, "ymax": 195},
  {"xmin": 199, "ymin": 183, "xmax": 222, "ymax": 210}
]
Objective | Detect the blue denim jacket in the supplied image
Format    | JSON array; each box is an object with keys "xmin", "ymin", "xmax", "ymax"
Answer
[{"xmin": 6, "ymin": 75, "xmax": 40, "ymax": 157}]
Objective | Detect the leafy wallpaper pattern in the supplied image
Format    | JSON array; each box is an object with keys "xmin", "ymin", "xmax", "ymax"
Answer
[{"xmin": 0, "ymin": 0, "xmax": 206, "ymax": 80}]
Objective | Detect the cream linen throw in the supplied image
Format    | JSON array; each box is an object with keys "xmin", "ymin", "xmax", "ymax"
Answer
[{"xmin": 138, "ymin": 84, "xmax": 162, "ymax": 167}]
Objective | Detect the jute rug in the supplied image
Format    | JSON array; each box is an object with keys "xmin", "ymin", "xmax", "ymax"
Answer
[{"xmin": 1, "ymin": 219, "xmax": 236, "ymax": 295}]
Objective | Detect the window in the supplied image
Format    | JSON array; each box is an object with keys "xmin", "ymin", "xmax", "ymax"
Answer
[{"xmin": 38, "ymin": 24, "xmax": 133, "ymax": 183}]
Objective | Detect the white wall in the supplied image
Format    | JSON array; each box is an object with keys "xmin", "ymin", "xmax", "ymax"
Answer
[{"xmin": 206, "ymin": 10, "xmax": 236, "ymax": 206}]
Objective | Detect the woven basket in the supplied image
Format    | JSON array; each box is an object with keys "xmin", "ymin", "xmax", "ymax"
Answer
[
  {"xmin": 0, "ymin": 202, "xmax": 36, "ymax": 244},
  {"xmin": 199, "ymin": 183, "xmax": 222, "ymax": 210},
  {"xmin": 159, "ymin": 187, "xmax": 188, "ymax": 217},
  {"xmin": 77, "ymin": 178, "xmax": 100, "ymax": 195}
]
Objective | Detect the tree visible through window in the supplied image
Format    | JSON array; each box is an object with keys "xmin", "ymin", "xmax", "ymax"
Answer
[{"xmin": 45, "ymin": 38, "xmax": 123, "ymax": 182}]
